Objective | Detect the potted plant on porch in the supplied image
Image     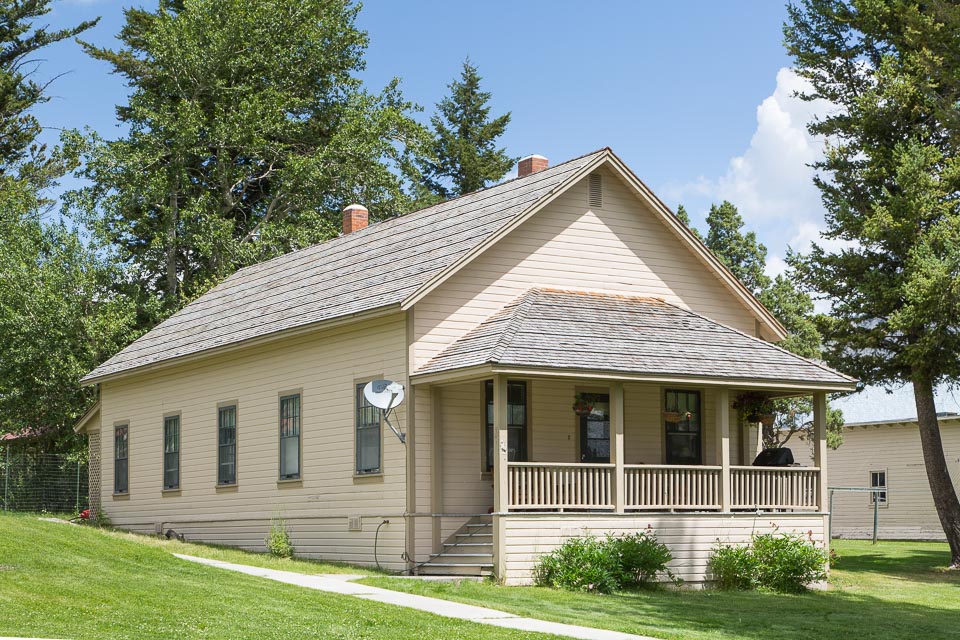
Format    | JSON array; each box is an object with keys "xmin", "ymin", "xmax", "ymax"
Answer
[{"xmin": 572, "ymin": 393, "xmax": 595, "ymax": 416}]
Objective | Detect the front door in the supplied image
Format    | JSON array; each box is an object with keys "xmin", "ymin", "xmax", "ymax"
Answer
[{"xmin": 579, "ymin": 393, "xmax": 610, "ymax": 463}]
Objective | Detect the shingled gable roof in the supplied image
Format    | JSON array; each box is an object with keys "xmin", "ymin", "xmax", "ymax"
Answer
[
  {"xmin": 81, "ymin": 150, "xmax": 608, "ymax": 383},
  {"xmin": 414, "ymin": 289, "xmax": 856, "ymax": 390},
  {"xmin": 82, "ymin": 147, "xmax": 789, "ymax": 384}
]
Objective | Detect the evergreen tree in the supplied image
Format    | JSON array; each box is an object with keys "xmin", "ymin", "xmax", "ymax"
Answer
[
  {"xmin": 785, "ymin": 0, "xmax": 960, "ymax": 563},
  {"xmin": 674, "ymin": 204, "xmax": 702, "ymax": 239},
  {"xmin": 420, "ymin": 59, "xmax": 514, "ymax": 199},
  {"xmin": 65, "ymin": 0, "xmax": 428, "ymax": 322},
  {"xmin": 705, "ymin": 201, "xmax": 770, "ymax": 296}
]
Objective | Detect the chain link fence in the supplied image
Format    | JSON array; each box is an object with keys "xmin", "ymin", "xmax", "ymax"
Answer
[{"xmin": 1, "ymin": 450, "xmax": 88, "ymax": 514}]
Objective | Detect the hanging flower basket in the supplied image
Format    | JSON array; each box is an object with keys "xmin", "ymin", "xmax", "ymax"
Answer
[
  {"xmin": 663, "ymin": 410, "xmax": 692, "ymax": 424},
  {"xmin": 733, "ymin": 392, "xmax": 776, "ymax": 424},
  {"xmin": 759, "ymin": 413, "xmax": 776, "ymax": 427},
  {"xmin": 572, "ymin": 394, "xmax": 594, "ymax": 416}
]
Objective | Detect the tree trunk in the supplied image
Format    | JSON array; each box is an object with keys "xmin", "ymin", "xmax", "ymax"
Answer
[
  {"xmin": 166, "ymin": 189, "xmax": 178, "ymax": 305},
  {"xmin": 912, "ymin": 373, "xmax": 960, "ymax": 567}
]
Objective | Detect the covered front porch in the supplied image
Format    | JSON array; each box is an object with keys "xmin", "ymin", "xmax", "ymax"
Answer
[{"xmin": 406, "ymin": 290, "xmax": 855, "ymax": 583}]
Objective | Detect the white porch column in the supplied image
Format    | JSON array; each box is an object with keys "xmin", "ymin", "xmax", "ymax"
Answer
[
  {"xmin": 716, "ymin": 388, "xmax": 731, "ymax": 512},
  {"xmin": 492, "ymin": 374, "xmax": 508, "ymax": 581},
  {"xmin": 430, "ymin": 386, "xmax": 443, "ymax": 555},
  {"xmin": 813, "ymin": 392, "xmax": 829, "ymax": 512},
  {"xmin": 611, "ymin": 381, "xmax": 625, "ymax": 513}
]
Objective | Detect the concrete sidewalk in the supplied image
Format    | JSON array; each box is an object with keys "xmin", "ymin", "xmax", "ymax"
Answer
[{"xmin": 173, "ymin": 554, "xmax": 657, "ymax": 640}]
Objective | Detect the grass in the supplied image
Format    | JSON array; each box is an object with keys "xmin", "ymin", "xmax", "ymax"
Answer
[
  {"xmin": 0, "ymin": 514, "xmax": 556, "ymax": 639},
  {"xmin": 361, "ymin": 539, "xmax": 960, "ymax": 640}
]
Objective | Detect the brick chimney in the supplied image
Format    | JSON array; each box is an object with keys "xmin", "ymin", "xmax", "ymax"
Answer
[
  {"xmin": 342, "ymin": 204, "xmax": 368, "ymax": 235},
  {"xmin": 517, "ymin": 154, "xmax": 548, "ymax": 178}
]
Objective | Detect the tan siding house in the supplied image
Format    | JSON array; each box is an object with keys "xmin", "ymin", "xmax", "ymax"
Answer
[
  {"xmin": 76, "ymin": 148, "xmax": 855, "ymax": 584},
  {"xmin": 828, "ymin": 416, "xmax": 960, "ymax": 541}
]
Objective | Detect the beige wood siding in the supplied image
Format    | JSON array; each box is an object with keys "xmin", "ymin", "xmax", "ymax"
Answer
[
  {"xmin": 828, "ymin": 422, "xmax": 960, "ymax": 540},
  {"xmin": 413, "ymin": 166, "xmax": 765, "ymax": 370},
  {"xmin": 97, "ymin": 314, "xmax": 410, "ymax": 570},
  {"xmin": 502, "ymin": 513, "xmax": 826, "ymax": 585}
]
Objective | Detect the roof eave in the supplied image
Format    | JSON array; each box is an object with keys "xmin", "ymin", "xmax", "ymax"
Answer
[{"xmin": 73, "ymin": 401, "xmax": 101, "ymax": 434}]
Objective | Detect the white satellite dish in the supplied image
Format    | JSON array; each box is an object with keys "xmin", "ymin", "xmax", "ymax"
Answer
[
  {"xmin": 363, "ymin": 380, "xmax": 406, "ymax": 444},
  {"xmin": 364, "ymin": 379, "xmax": 405, "ymax": 411}
]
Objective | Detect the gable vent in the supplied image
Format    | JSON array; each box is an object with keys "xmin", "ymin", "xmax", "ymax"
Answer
[{"xmin": 588, "ymin": 173, "xmax": 602, "ymax": 208}]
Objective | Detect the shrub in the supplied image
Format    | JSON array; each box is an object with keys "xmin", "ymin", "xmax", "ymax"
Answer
[
  {"xmin": 533, "ymin": 529, "xmax": 675, "ymax": 593},
  {"xmin": 751, "ymin": 532, "xmax": 827, "ymax": 593},
  {"xmin": 606, "ymin": 531, "xmax": 675, "ymax": 587},
  {"xmin": 708, "ymin": 544, "xmax": 756, "ymax": 590},
  {"xmin": 709, "ymin": 532, "xmax": 827, "ymax": 593},
  {"xmin": 266, "ymin": 515, "xmax": 294, "ymax": 558}
]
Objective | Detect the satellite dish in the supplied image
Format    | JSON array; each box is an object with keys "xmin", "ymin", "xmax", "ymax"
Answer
[{"xmin": 364, "ymin": 380, "xmax": 405, "ymax": 411}]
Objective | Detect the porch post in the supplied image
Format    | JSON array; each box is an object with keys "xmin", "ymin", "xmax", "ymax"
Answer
[
  {"xmin": 430, "ymin": 386, "xmax": 444, "ymax": 555},
  {"xmin": 716, "ymin": 388, "xmax": 731, "ymax": 511},
  {"xmin": 492, "ymin": 374, "xmax": 508, "ymax": 581},
  {"xmin": 611, "ymin": 381, "xmax": 625, "ymax": 513},
  {"xmin": 813, "ymin": 392, "xmax": 828, "ymax": 512}
]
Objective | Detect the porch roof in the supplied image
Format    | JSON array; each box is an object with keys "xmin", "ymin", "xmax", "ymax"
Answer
[{"xmin": 412, "ymin": 289, "xmax": 857, "ymax": 391}]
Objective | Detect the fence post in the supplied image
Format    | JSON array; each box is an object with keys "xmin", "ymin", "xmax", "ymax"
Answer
[
  {"xmin": 873, "ymin": 492, "xmax": 879, "ymax": 545},
  {"xmin": 3, "ymin": 447, "xmax": 8, "ymax": 512},
  {"xmin": 75, "ymin": 461, "xmax": 81, "ymax": 514}
]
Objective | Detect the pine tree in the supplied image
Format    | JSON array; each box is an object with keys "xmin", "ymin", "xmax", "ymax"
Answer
[
  {"xmin": 705, "ymin": 201, "xmax": 770, "ymax": 296},
  {"xmin": 785, "ymin": 0, "xmax": 960, "ymax": 563},
  {"xmin": 420, "ymin": 59, "xmax": 514, "ymax": 199}
]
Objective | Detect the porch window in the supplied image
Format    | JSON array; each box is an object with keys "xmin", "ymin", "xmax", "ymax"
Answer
[
  {"xmin": 356, "ymin": 383, "xmax": 381, "ymax": 474},
  {"xmin": 279, "ymin": 394, "xmax": 301, "ymax": 480},
  {"xmin": 163, "ymin": 415, "xmax": 179, "ymax": 490},
  {"xmin": 484, "ymin": 380, "xmax": 527, "ymax": 471},
  {"xmin": 870, "ymin": 470, "xmax": 887, "ymax": 505},
  {"xmin": 218, "ymin": 405, "xmax": 237, "ymax": 485},
  {"xmin": 114, "ymin": 424, "xmax": 128, "ymax": 494},
  {"xmin": 664, "ymin": 389, "xmax": 701, "ymax": 465},
  {"xmin": 579, "ymin": 393, "xmax": 610, "ymax": 463}
]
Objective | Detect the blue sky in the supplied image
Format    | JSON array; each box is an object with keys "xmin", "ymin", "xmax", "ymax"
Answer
[{"xmin": 31, "ymin": 0, "xmax": 959, "ymax": 421}]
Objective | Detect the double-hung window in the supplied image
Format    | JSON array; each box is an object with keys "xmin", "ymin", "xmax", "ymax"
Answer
[
  {"xmin": 870, "ymin": 470, "xmax": 887, "ymax": 505},
  {"xmin": 356, "ymin": 384, "xmax": 381, "ymax": 475},
  {"xmin": 279, "ymin": 394, "xmax": 301, "ymax": 480},
  {"xmin": 218, "ymin": 405, "xmax": 237, "ymax": 485},
  {"xmin": 484, "ymin": 380, "xmax": 528, "ymax": 472},
  {"xmin": 114, "ymin": 424, "xmax": 129, "ymax": 494},
  {"xmin": 163, "ymin": 415, "xmax": 180, "ymax": 490}
]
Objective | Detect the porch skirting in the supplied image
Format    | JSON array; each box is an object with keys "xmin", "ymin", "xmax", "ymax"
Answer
[{"xmin": 499, "ymin": 511, "xmax": 828, "ymax": 586}]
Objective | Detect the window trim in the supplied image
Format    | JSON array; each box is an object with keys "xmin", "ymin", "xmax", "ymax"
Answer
[
  {"xmin": 354, "ymin": 377, "xmax": 383, "ymax": 477},
  {"xmin": 484, "ymin": 379, "xmax": 530, "ymax": 472},
  {"xmin": 216, "ymin": 401, "xmax": 239, "ymax": 487},
  {"xmin": 869, "ymin": 469, "xmax": 888, "ymax": 507},
  {"xmin": 162, "ymin": 412, "xmax": 181, "ymax": 491},
  {"xmin": 113, "ymin": 422, "xmax": 129, "ymax": 495},
  {"xmin": 662, "ymin": 387, "xmax": 704, "ymax": 465},
  {"xmin": 278, "ymin": 390, "xmax": 302, "ymax": 481}
]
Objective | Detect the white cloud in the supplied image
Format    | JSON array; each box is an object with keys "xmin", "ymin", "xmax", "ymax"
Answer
[{"xmin": 662, "ymin": 68, "xmax": 835, "ymax": 261}]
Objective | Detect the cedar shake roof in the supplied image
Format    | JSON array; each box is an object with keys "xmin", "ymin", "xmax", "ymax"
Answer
[
  {"xmin": 82, "ymin": 150, "xmax": 607, "ymax": 383},
  {"xmin": 414, "ymin": 289, "xmax": 856, "ymax": 389}
]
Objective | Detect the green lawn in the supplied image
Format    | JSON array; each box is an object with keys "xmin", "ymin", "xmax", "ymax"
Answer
[
  {"xmin": 362, "ymin": 539, "xmax": 960, "ymax": 640},
  {"xmin": 0, "ymin": 514, "xmax": 555, "ymax": 639}
]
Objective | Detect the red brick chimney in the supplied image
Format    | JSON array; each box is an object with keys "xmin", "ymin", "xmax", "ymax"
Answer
[
  {"xmin": 342, "ymin": 204, "xmax": 368, "ymax": 235},
  {"xmin": 517, "ymin": 154, "xmax": 549, "ymax": 178}
]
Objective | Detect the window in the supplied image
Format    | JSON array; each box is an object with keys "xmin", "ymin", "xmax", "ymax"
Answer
[
  {"xmin": 356, "ymin": 384, "xmax": 381, "ymax": 475},
  {"xmin": 578, "ymin": 393, "xmax": 610, "ymax": 463},
  {"xmin": 870, "ymin": 470, "xmax": 887, "ymax": 505},
  {"xmin": 484, "ymin": 380, "xmax": 528, "ymax": 471},
  {"xmin": 218, "ymin": 405, "xmax": 237, "ymax": 485},
  {"xmin": 279, "ymin": 394, "xmax": 301, "ymax": 480},
  {"xmin": 163, "ymin": 415, "xmax": 180, "ymax": 490},
  {"xmin": 114, "ymin": 424, "xmax": 128, "ymax": 494},
  {"xmin": 664, "ymin": 389, "xmax": 702, "ymax": 465}
]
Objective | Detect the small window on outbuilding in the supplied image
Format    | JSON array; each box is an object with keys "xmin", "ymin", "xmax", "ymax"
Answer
[
  {"xmin": 163, "ymin": 415, "xmax": 180, "ymax": 490},
  {"xmin": 279, "ymin": 394, "xmax": 301, "ymax": 480},
  {"xmin": 114, "ymin": 424, "xmax": 129, "ymax": 494},
  {"xmin": 355, "ymin": 383, "xmax": 381, "ymax": 475},
  {"xmin": 218, "ymin": 406, "xmax": 237, "ymax": 485},
  {"xmin": 870, "ymin": 470, "xmax": 887, "ymax": 505}
]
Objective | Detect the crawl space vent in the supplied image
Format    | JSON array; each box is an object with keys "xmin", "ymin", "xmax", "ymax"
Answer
[
  {"xmin": 588, "ymin": 173, "xmax": 602, "ymax": 208},
  {"xmin": 348, "ymin": 515, "xmax": 363, "ymax": 531}
]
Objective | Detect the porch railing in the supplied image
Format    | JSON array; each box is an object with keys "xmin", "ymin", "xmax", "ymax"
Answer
[
  {"xmin": 624, "ymin": 464, "xmax": 722, "ymax": 510},
  {"xmin": 730, "ymin": 466, "xmax": 819, "ymax": 510},
  {"xmin": 507, "ymin": 462, "xmax": 614, "ymax": 510},
  {"xmin": 506, "ymin": 462, "xmax": 821, "ymax": 512}
]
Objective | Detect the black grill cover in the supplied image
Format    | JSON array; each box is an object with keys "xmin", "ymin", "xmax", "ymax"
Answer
[{"xmin": 752, "ymin": 448, "xmax": 795, "ymax": 467}]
